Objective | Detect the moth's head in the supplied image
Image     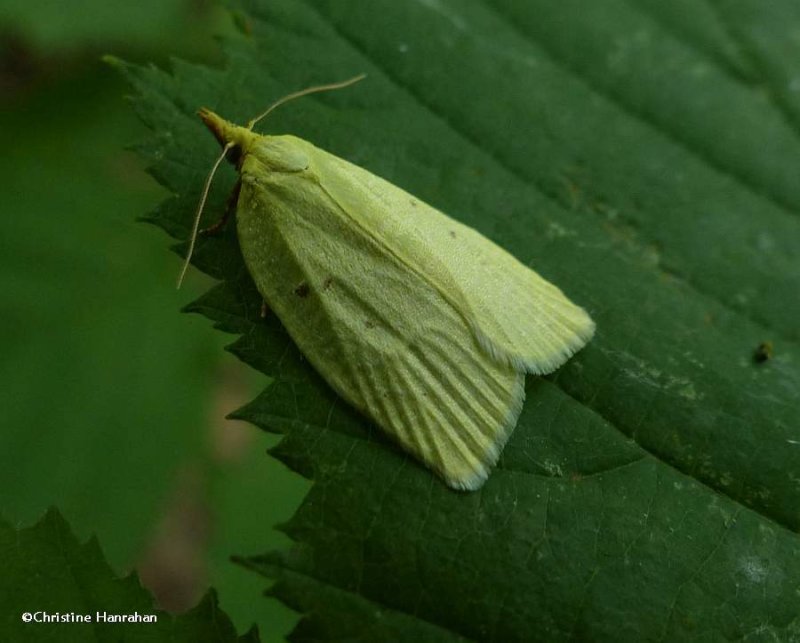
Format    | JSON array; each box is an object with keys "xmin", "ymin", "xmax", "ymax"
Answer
[
  {"xmin": 178, "ymin": 76, "xmax": 366, "ymax": 289},
  {"xmin": 198, "ymin": 108, "xmax": 256, "ymax": 165}
]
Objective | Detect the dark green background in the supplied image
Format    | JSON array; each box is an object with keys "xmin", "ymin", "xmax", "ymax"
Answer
[{"xmin": 0, "ymin": 1, "xmax": 304, "ymax": 640}]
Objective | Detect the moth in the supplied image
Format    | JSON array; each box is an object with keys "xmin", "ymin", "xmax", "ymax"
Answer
[{"xmin": 182, "ymin": 76, "xmax": 595, "ymax": 490}]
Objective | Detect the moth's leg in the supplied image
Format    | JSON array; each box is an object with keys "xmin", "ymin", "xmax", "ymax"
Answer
[{"xmin": 201, "ymin": 179, "xmax": 241, "ymax": 236}]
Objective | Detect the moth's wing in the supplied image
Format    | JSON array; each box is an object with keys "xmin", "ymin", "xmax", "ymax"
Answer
[
  {"xmin": 236, "ymin": 138, "xmax": 523, "ymax": 490},
  {"xmin": 313, "ymin": 149, "xmax": 595, "ymax": 375},
  {"xmin": 424, "ymin": 216, "xmax": 596, "ymax": 375}
]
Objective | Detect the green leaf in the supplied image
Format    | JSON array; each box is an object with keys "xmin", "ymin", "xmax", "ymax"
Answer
[
  {"xmin": 121, "ymin": 0, "xmax": 800, "ymax": 640},
  {"xmin": 0, "ymin": 508, "xmax": 257, "ymax": 643}
]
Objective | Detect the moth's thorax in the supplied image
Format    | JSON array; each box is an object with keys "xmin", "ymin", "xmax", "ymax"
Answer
[{"xmin": 247, "ymin": 135, "xmax": 311, "ymax": 174}]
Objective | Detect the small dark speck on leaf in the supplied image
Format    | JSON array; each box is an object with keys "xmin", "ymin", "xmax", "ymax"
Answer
[
  {"xmin": 294, "ymin": 282, "xmax": 310, "ymax": 298},
  {"xmin": 323, "ymin": 277, "xmax": 333, "ymax": 290},
  {"xmin": 753, "ymin": 341, "xmax": 773, "ymax": 364},
  {"xmin": 365, "ymin": 320, "xmax": 375, "ymax": 329},
  {"xmin": 449, "ymin": 230, "xmax": 456, "ymax": 238},
  {"xmin": 409, "ymin": 199, "xmax": 417, "ymax": 207}
]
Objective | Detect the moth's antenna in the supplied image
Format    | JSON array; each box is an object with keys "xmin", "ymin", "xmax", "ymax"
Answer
[
  {"xmin": 247, "ymin": 73, "xmax": 366, "ymax": 130},
  {"xmin": 179, "ymin": 74, "xmax": 366, "ymax": 287},
  {"xmin": 177, "ymin": 141, "xmax": 234, "ymax": 289}
]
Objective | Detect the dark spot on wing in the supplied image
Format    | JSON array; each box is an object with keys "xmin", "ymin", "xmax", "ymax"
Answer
[{"xmin": 294, "ymin": 282, "xmax": 310, "ymax": 298}]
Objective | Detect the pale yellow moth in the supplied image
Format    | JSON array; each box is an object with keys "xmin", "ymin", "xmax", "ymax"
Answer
[{"xmin": 182, "ymin": 76, "xmax": 595, "ymax": 490}]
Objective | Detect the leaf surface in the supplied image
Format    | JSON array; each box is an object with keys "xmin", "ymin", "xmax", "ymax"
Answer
[{"xmin": 123, "ymin": 0, "xmax": 800, "ymax": 639}]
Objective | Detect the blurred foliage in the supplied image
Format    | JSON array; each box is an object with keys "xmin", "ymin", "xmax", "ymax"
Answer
[
  {"xmin": 1, "ymin": 0, "xmax": 221, "ymax": 52},
  {"xmin": 0, "ymin": 1, "xmax": 305, "ymax": 641},
  {"xmin": 0, "ymin": 508, "xmax": 257, "ymax": 643}
]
